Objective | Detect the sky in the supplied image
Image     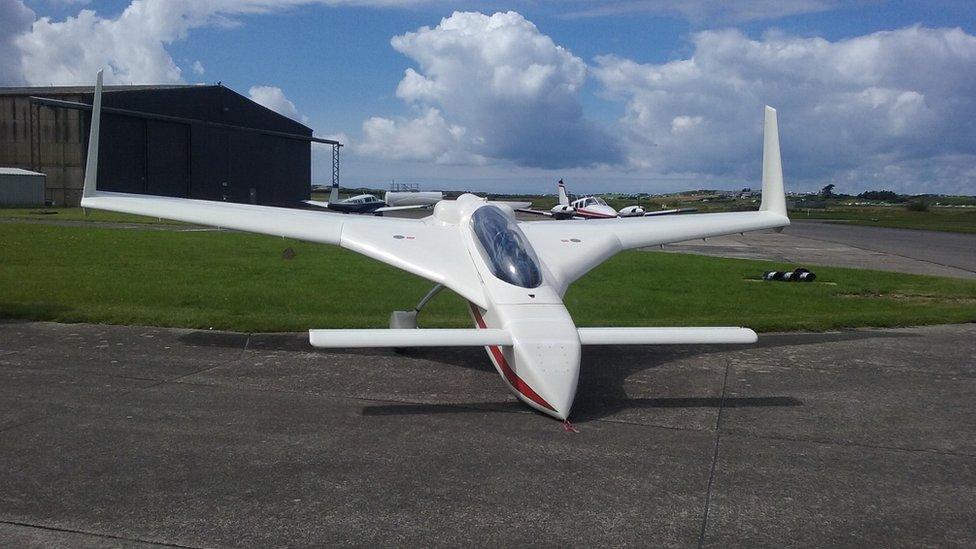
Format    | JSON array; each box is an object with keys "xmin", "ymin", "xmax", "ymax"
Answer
[{"xmin": 2, "ymin": 0, "xmax": 975, "ymax": 195}]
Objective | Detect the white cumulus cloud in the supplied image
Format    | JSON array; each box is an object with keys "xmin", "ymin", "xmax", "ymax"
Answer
[
  {"xmin": 1, "ymin": 0, "xmax": 433, "ymax": 86},
  {"xmin": 248, "ymin": 85, "xmax": 309, "ymax": 124},
  {"xmin": 357, "ymin": 11, "xmax": 623, "ymax": 169},
  {"xmin": 561, "ymin": 0, "xmax": 841, "ymax": 23},
  {"xmin": 593, "ymin": 26, "xmax": 976, "ymax": 193},
  {"xmin": 15, "ymin": 0, "xmax": 214, "ymax": 85},
  {"xmin": 359, "ymin": 108, "xmax": 487, "ymax": 165},
  {"xmin": 0, "ymin": 0, "xmax": 35, "ymax": 84}
]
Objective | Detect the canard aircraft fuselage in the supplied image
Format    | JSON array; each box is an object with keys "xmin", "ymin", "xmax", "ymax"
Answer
[{"xmin": 80, "ymin": 71, "xmax": 790, "ymax": 420}]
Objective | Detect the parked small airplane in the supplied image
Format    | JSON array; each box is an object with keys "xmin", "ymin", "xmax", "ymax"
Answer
[
  {"xmin": 305, "ymin": 182, "xmax": 523, "ymax": 216},
  {"xmin": 304, "ymin": 180, "xmax": 435, "ymax": 215},
  {"xmin": 520, "ymin": 179, "xmax": 697, "ymax": 220},
  {"xmin": 80, "ymin": 71, "xmax": 789, "ymax": 420}
]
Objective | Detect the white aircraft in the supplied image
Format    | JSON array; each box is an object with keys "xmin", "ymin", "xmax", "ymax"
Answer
[
  {"xmin": 522, "ymin": 179, "xmax": 697, "ymax": 220},
  {"xmin": 304, "ymin": 181, "xmax": 434, "ymax": 215},
  {"xmin": 306, "ymin": 182, "xmax": 527, "ymax": 215},
  {"xmin": 80, "ymin": 71, "xmax": 790, "ymax": 420},
  {"xmin": 384, "ymin": 188, "xmax": 443, "ymax": 208}
]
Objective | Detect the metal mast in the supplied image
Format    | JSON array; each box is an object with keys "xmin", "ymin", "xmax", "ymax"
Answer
[{"xmin": 332, "ymin": 143, "xmax": 342, "ymax": 188}]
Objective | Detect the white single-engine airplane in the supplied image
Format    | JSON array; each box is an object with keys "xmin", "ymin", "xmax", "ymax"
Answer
[
  {"xmin": 304, "ymin": 180, "xmax": 436, "ymax": 215},
  {"xmin": 80, "ymin": 71, "xmax": 790, "ymax": 420},
  {"xmin": 305, "ymin": 181, "xmax": 529, "ymax": 216}
]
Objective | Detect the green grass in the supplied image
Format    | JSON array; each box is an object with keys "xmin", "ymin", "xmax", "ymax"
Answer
[
  {"xmin": 793, "ymin": 206, "xmax": 976, "ymax": 233},
  {"xmin": 1, "ymin": 222, "xmax": 974, "ymax": 333},
  {"xmin": 0, "ymin": 207, "xmax": 181, "ymax": 225}
]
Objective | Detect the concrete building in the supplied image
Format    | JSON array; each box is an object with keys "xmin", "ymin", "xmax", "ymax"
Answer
[{"xmin": 0, "ymin": 84, "xmax": 339, "ymax": 207}]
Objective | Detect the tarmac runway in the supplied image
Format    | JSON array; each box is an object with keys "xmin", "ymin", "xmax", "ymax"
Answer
[
  {"xmin": 1, "ymin": 320, "xmax": 974, "ymax": 547},
  {"xmin": 662, "ymin": 220, "xmax": 976, "ymax": 279}
]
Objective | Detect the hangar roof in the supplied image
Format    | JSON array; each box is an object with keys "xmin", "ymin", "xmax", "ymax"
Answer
[
  {"xmin": 0, "ymin": 83, "xmax": 314, "ymax": 136},
  {"xmin": 0, "ymin": 84, "xmax": 200, "ymax": 95}
]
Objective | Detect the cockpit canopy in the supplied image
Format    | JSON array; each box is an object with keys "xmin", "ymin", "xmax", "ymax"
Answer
[
  {"xmin": 470, "ymin": 206, "xmax": 543, "ymax": 288},
  {"xmin": 574, "ymin": 197, "xmax": 607, "ymax": 208},
  {"xmin": 349, "ymin": 195, "xmax": 381, "ymax": 204}
]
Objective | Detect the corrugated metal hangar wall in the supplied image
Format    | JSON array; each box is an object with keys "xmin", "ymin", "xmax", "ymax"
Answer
[{"xmin": 0, "ymin": 84, "xmax": 336, "ymax": 207}]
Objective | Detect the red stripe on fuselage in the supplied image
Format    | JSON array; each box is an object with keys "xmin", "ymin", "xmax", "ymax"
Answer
[{"xmin": 468, "ymin": 303, "xmax": 555, "ymax": 412}]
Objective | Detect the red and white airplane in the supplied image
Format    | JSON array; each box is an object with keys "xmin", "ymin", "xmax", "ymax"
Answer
[
  {"xmin": 80, "ymin": 71, "xmax": 790, "ymax": 421},
  {"xmin": 521, "ymin": 180, "xmax": 697, "ymax": 220}
]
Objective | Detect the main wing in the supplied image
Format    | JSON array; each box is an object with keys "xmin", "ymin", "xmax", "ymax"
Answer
[
  {"xmin": 641, "ymin": 207, "xmax": 698, "ymax": 216},
  {"xmin": 79, "ymin": 71, "xmax": 487, "ymax": 308},
  {"xmin": 523, "ymin": 209, "xmax": 787, "ymax": 293},
  {"xmin": 523, "ymin": 105, "xmax": 790, "ymax": 294}
]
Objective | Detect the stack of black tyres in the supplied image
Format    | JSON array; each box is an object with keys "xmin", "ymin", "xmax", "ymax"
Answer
[{"xmin": 763, "ymin": 268, "xmax": 816, "ymax": 282}]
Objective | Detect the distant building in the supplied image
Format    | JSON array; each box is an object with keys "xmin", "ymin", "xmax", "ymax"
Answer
[
  {"xmin": 0, "ymin": 83, "xmax": 339, "ymax": 207},
  {"xmin": 0, "ymin": 167, "xmax": 45, "ymax": 206}
]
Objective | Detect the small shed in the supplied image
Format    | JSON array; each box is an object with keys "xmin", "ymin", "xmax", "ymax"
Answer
[{"xmin": 0, "ymin": 167, "xmax": 46, "ymax": 206}]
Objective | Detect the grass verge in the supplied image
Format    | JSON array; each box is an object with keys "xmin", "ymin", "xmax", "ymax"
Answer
[
  {"xmin": 791, "ymin": 207, "xmax": 976, "ymax": 233},
  {"xmin": 0, "ymin": 207, "xmax": 181, "ymax": 225},
  {"xmin": 0, "ymin": 222, "xmax": 973, "ymax": 333}
]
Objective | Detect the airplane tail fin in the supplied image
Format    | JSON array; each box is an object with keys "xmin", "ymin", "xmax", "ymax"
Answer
[
  {"xmin": 557, "ymin": 179, "xmax": 569, "ymax": 206},
  {"xmin": 759, "ymin": 106, "xmax": 787, "ymax": 217},
  {"xmin": 82, "ymin": 69, "xmax": 104, "ymax": 201},
  {"xmin": 329, "ymin": 179, "xmax": 339, "ymax": 203}
]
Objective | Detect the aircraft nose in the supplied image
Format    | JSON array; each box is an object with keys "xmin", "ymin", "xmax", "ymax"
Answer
[
  {"xmin": 547, "ymin": 390, "xmax": 575, "ymax": 421},
  {"xmin": 510, "ymin": 335, "xmax": 580, "ymax": 421},
  {"xmin": 490, "ymin": 304, "xmax": 581, "ymax": 421}
]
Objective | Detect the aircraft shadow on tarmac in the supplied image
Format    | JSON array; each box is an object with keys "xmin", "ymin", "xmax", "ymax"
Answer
[
  {"xmin": 357, "ymin": 330, "xmax": 911, "ymax": 422},
  {"xmin": 177, "ymin": 328, "xmax": 911, "ymax": 423},
  {"xmin": 362, "ymin": 344, "xmax": 808, "ymax": 422},
  {"xmin": 360, "ymin": 396, "xmax": 804, "ymax": 419}
]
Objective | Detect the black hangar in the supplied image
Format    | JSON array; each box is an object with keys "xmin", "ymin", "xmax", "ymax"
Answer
[{"xmin": 0, "ymin": 83, "xmax": 340, "ymax": 207}]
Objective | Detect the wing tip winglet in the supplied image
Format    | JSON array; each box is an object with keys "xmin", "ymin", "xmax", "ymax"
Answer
[
  {"xmin": 759, "ymin": 105, "xmax": 787, "ymax": 218},
  {"xmin": 82, "ymin": 69, "xmax": 103, "ymax": 201}
]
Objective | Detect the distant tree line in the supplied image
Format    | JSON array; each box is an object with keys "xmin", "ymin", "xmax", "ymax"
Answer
[
  {"xmin": 856, "ymin": 190, "xmax": 907, "ymax": 202},
  {"xmin": 818, "ymin": 185, "xmax": 950, "ymax": 204},
  {"xmin": 808, "ymin": 185, "xmax": 976, "ymax": 209}
]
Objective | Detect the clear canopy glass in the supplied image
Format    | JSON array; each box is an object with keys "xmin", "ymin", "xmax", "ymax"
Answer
[{"xmin": 470, "ymin": 206, "xmax": 543, "ymax": 288}]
